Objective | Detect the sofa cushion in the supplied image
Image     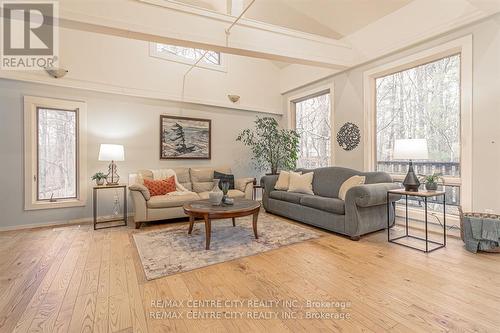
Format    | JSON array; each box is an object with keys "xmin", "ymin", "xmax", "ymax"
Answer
[
  {"xmin": 300, "ymin": 195, "xmax": 345, "ymax": 215},
  {"xmin": 269, "ymin": 190, "xmax": 305, "ymax": 204},
  {"xmin": 191, "ymin": 167, "xmax": 232, "ymax": 193},
  {"xmin": 190, "ymin": 167, "xmax": 214, "ymax": 183},
  {"xmin": 198, "ymin": 189, "xmax": 245, "ymax": 200},
  {"xmin": 173, "ymin": 167, "xmax": 190, "ymax": 183},
  {"xmin": 193, "ymin": 182, "xmax": 214, "ymax": 193},
  {"xmin": 147, "ymin": 192, "xmax": 200, "ymax": 209},
  {"xmin": 181, "ymin": 182, "xmax": 193, "ymax": 191}
]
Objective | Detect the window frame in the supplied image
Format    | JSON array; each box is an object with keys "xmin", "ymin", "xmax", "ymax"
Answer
[
  {"xmin": 149, "ymin": 42, "xmax": 227, "ymax": 72},
  {"xmin": 24, "ymin": 96, "xmax": 87, "ymax": 210},
  {"xmin": 287, "ymin": 84, "xmax": 335, "ymax": 167},
  {"xmin": 363, "ymin": 35, "xmax": 472, "ymax": 211}
]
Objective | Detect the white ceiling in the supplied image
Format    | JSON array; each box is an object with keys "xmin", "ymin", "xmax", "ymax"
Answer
[{"xmin": 173, "ymin": 0, "xmax": 413, "ymax": 39}]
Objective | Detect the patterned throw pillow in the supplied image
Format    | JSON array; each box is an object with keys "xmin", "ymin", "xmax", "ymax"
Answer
[
  {"xmin": 214, "ymin": 171, "xmax": 235, "ymax": 190},
  {"xmin": 163, "ymin": 176, "xmax": 176, "ymax": 193},
  {"xmin": 143, "ymin": 176, "xmax": 176, "ymax": 196}
]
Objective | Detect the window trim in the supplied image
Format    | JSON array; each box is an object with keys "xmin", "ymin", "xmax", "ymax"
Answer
[
  {"xmin": 287, "ymin": 84, "xmax": 335, "ymax": 167},
  {"xmin": 149, "ymin": 42, "xmax": 227, "ymax": 72},
  {"xmin": 363, "ymin": 35, "xmax": 473, "ymax": 211},
  {"xmin": 24, "ymin": 96, "xmax": 87, "ymax": 210}
]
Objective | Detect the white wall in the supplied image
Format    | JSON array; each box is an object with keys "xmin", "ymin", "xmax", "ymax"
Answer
[
  {"xmin": 0, "ymin": 27, "xmax": 283, "ymax": 114},
  {"xmin": 0, "ymin": 79, "xmax": 273, "ymax": 229},
  {"xmin": 283, "ymin": 14, "xmax": 500, "ymax": 213}
]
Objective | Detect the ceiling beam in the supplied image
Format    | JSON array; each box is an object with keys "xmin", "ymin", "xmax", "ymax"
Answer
[{"xmin": 58, "ymin": 0, "xmax": 354, "ymax": 69}]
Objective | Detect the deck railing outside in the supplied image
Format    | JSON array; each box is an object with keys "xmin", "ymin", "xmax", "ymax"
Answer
[{"xmin": 378, "ymin": 161, "xmax": 461, "ymax": 215}]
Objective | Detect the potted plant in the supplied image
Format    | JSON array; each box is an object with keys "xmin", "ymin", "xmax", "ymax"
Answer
[
  {"xmin": 421, "ymin": 172, "xmax": 443, "ymax": 191},
  {"xmin": 91, "ymin": 172, "xmax": 107, "ymax": 186},
  {"xmin": 236, "ymin": 117, "xmax": 300, "ymax": 175}
]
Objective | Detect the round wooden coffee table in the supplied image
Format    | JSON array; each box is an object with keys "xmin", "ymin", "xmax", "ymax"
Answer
[{"xmin": 183, "ymin": 198, "xmax": 261, "ymax": 250}]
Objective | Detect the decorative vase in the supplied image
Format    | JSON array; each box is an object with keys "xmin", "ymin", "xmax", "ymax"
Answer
[
  {"xmin": 425, "ymin": 182, "xmax": 438, "ymax": 191},
  {"xmin": 208, "ymin": 179, "xmax": 223, "ymax": 205},
  {"xmin": 96, "ymin": 178, "xmax": 105, "ymax": 186}
]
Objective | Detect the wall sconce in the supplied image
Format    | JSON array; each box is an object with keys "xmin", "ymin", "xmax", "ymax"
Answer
[
  {"xmin": 45, "ymin": 67, "xmax": 68, "ymax": 78},
  {"xmin": 228, "ymin": 94, "xmax": 240, "ymax": 103}
]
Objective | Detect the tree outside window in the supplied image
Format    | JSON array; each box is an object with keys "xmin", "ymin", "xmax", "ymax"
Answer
[{"xmin": 295, "ymin": 93, "xmax": 331, "ymax": 169}]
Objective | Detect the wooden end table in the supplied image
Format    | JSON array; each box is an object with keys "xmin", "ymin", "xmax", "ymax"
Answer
[
  {"xmin": 183, "ymin": 198, "xmax": 261, "ymax": 250},
  {"xmin": 387, "ymin": 189, "xmax": 446, "ymax": 253}
]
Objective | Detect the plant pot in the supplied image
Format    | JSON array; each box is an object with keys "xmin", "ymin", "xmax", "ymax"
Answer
[
  {"xmin": 425, "ymin": 182, "xmax": 438, "ymax": 191},
  {"xmin": 96, "ymin": 179, "xmax": 105, "ymax": 186}
]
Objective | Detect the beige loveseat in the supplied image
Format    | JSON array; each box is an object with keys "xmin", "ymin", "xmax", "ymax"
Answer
[{"xmin": 129, "ymin": 167, "xmax": 254, "ymax": 229}]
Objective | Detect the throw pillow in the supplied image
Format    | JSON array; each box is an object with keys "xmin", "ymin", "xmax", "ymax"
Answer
[
  {"xmin": 274, "ymin": 171, "xmax": 290, "ymax": 191},
  {"xmin": 274, "ymin": 171, "xmax": 303, "ymax": 191},
  {"xmin": 338, "ymin": 175, "xmax": 366, "ymax": 200},
  {"xmin": 163, "ymin": 176, "xmax": 177, "ymax": 194},
  {"xmin": 288, "ymin": 171, "xmax": 314, "ymax": 195},
  {"xmin": 143, "ymin": 176, "xmax": 176, "ymax": 196},
  {"xmin": 214, "ymin": 171, "xmax": 235, "ymax": 190}
]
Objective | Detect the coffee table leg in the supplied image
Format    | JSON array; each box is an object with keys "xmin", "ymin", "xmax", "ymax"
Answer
[
  {"xmin": 252, "ymin": 212, "xmax": 258, "ymax": 239},
  {"xmin": 204, "ymin": 214, "xmax": 211, "ymax": 250},
  {"xmin": 188, "ymin": 215, "xmax": 195, "ymax": 234},
  {"xmin": 232, "ymin": 217, "xmax": 236, "ymax": 227}
]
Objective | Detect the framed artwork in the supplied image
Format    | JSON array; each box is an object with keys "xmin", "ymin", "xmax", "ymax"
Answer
[{"xmin": 160, "ymin": 115, "xmax": 211, "ymax": 159}]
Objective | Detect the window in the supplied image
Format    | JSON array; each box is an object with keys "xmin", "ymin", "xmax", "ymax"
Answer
[
  {"xmin": 24, "ymin": 96, "xmax": 87, "ymax": 210},
  {"xmin": 150, "ymin": 43, "xmax": 224, "ymax": 70},
  {"xmin": 293, "ymin": 92, "xmax": 332, "ymax": 168},
  {"xmin": 375, "ymin": 54, "xmax": 463, "ymax": 213},
  {"xmin": 37, "ymin": 108, "xmax": 77, "ymax": 200}
]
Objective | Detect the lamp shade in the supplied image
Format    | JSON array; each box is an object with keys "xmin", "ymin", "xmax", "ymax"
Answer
[
  {"xmin": 98, "ymin": 144, "xmax": 125, "ymax": 161},
  {"xmin": 393, "ymin": 139, "xmax": 428, "ymax": 160}
]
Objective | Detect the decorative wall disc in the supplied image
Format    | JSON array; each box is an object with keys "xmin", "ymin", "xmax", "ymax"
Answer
[{"xmin": 337, "ymin": 122, "xmax": 361, "ymax": 151}]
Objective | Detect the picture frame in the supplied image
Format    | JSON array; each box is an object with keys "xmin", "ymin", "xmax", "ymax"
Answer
[{"xmin": 160, "ymin": 115, "xmax": 211, "ymax": 159}]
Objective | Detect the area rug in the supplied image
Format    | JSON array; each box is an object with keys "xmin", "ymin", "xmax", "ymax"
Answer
[{"xmin": 133, "ymin": 214, "xmax": 321, "ymax": 280}]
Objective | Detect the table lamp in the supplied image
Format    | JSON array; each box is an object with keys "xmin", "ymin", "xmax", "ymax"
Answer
[
  {"xmin": 393, "ymin": 139, "xmax": 428, "ymax": 192},
  {"xmin": 98, "ymin": 144, "xmax": 125, "ymax": 185}
]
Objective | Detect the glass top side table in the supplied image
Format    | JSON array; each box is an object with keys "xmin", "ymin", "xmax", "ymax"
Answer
[{"xmin": 93, "ymin": 184, "xmax": 127, "ymax": 230}]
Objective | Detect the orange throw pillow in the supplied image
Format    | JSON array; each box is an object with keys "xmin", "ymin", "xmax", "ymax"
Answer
[
  {"xmin": 163, "ymin": 176, "xmax": 176, "ymax": 194},
  {"xmin": 143, "ymin": 176, "xmax": 176, "ymax": 196}
]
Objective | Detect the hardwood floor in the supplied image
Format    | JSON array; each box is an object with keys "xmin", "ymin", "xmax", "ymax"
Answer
[{"xmin": 0, "ymin": 213, "xmax": 498, "ymax": 332}]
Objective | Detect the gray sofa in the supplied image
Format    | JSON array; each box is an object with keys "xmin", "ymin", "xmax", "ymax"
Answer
[{"xmin": 261, "ymin": 167, "xmax": 400, "ymax": 240}]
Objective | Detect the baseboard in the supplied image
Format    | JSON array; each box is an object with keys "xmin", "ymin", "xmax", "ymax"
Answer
[{"xmin": 0, "ymin": 213, "xmax": 135, "ymax": 232}]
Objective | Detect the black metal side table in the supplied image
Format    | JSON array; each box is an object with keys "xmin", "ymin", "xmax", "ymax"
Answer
[
  {"xmin": 93, "ymin": 184, "xmax": 127, "ymax": 230},
  {"xmin": 387, "ymin": 189, "xmax": 446, "ymax": 253}
]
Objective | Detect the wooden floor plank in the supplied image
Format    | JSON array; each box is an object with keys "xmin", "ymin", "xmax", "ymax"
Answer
[
  {"xmin": 68, "ymin": 292, "xmax": 97, "ymax": 333},
  {"xmin": 108, "ymin": 293, "xmax": 132, "ymax": 333},
  {"xmin": 0, "ymin": 229, "xmax": 75, "ymax": 333},
  {"xmin": 0, "ymin": 212, "xmax": 498, "ymax": 333}
]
